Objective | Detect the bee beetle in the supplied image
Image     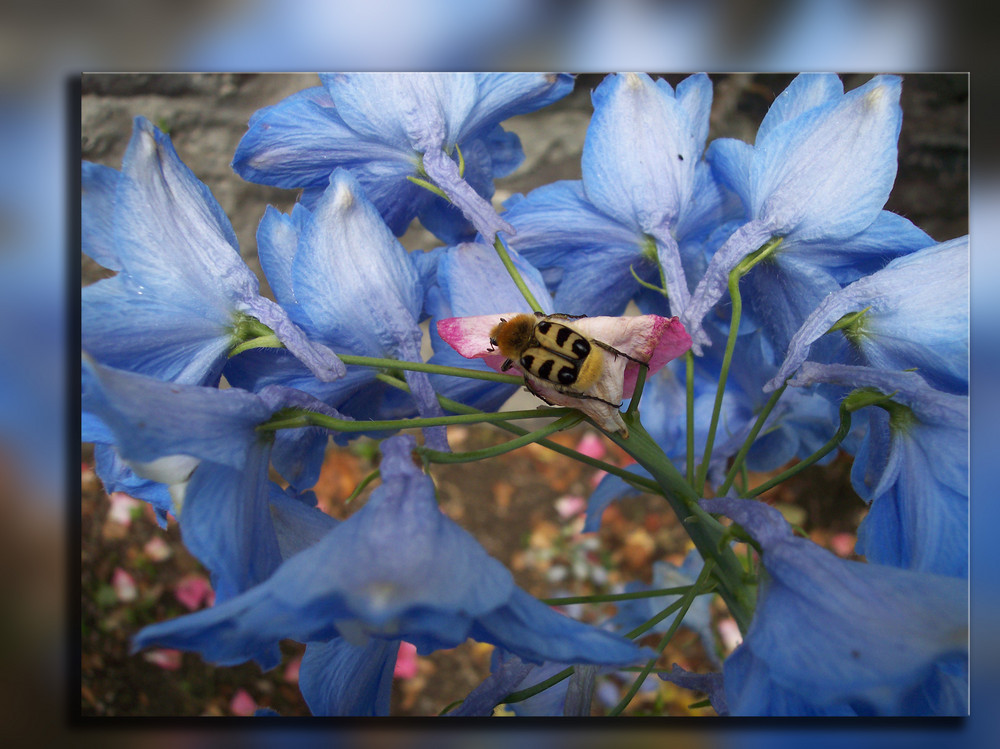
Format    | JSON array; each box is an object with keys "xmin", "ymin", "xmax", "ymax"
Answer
[{"xmin": 488, "ymin": 312, "xmax": 642, "ymax": 408}]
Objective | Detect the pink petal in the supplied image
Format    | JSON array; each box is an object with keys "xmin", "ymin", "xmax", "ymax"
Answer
[
  {"xmin": 174, "ymin": 574, "xmax": 213, "ymax": 611},
  {"xmin": 143, "ymin": 649, "xmax": 183, "ymax": 670},
  {"xmin": 112, "ymin": 567, "xmax": 137, "ymax": 602},
  {"xmin": 393, "ymin": 641, "xmax": 418, "ymax": 680},
  {"xmin": 230, "ymin": 688, "xmax": 257, "ymax": 716},
  {"xmin": 830, "ymin": 532, "xmax": 856, "ymax": 557}
]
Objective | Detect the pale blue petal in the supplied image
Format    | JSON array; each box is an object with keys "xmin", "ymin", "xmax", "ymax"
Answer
[
  {"xmin": 582, "ymin": 73, "xmax": 699, "ymax": 231},
  {"xmin": 422, "ymin": 145, "xmax": 513, "ymax": 242},
  {"xmin": 755, "ymin": 73, "xmax": 843, "ymax": 143},
  {"xmin": 705, "ymin": 137, "xmax": 754, "ymax": 215},
  {"xmin": 81, "ymin": 161, "xmax": 122, "ymax": 270},
  {"xmin": 482, "ymin": 124, "xmax": 525, "ymax": 178},
  {"xmin": 299, "ymin": 638, "xmax": 397, "ymax": 716},
  {"xmin": 93, "ymin": 443, "xmax": 172, "ymax": 528},
  {"xmin": 675, "ymin": 73, "xmax": 713, "ymax": 155},
  {"xmin": 436, "ymin": 240, "xmax": 552, "ymax": 317},
  {"xmin": 583, "ymin": 467, "xmax": 649, "ymax": 533},
  {"xmin": 268, "ymin": 485, "xmax": 338, "ymax": 559},
  {"xmin": 463, "ymin": 73, "xmax": 575, "ymax": 141},
  {"xmin": 233, "ymin": 86, "xmax": 411, "ymax": 189},
  {"xmin": 321, "ymin": 73, "xmax": 477, "ymax": 150},
  {"xmin": 751, "ymin": 75, "xmax": 902, "ymax": 240},
  {"xmin": 449, "ymin": 648, "xmax": 535, "ymax": 716}
]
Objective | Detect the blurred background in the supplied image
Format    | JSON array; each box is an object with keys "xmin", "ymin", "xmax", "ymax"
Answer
[{"xmin": 1, "ymin": 0, "xmax": 992, "ymax": 745}]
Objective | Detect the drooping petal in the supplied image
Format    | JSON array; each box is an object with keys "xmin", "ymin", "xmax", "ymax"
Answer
[
  {"xmin": 298, "ymin": 637, "xmax": 398, "ymax": 717},
  {"xmin": 421, "ymin": 146, "xmax": 513, "ymax": 242},
  {"xmin": 660, "ymin": 664, "xmax": 729, "ymax": 716},
  {"xmin": 703, "ymin": 497, "xmax": 967, "ymax": 715}
]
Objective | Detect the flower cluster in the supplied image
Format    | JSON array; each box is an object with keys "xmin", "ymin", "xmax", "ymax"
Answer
[{"xmin": 82, "ymin": 72, "xmax": 968, "ymax": 716}]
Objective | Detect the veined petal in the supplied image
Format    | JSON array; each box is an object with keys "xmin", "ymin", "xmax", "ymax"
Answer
[
  {"xmin": 299, "ymin": 637, "xmax": 398, "ymax": 717},
  {"xmin": 82, "ymin": 355, "xmax": 271, "ymax": 470},
  {"xmin": 233, "ymin": 86, "xmax": 412, "ymax": 189},
  {"xmin": 705, "ymin": 137, "xmax": 754, "ymax": 217},
  {"xmin": 755, "ymin": 73, "xmax": 844, "ymax": 143},
  {"xmin": 81, "ymin": 161, "xmax": 122, "ymax": 270},
  {"xmin": 436, "ymin": 240, "xmax": 552, "ymax": 319},
  {"xmin": 751, "ymin": 75, "xmax": 902, "ymax": 240},
  {"xmin": 292, "ymin": 170, "xmax": 422, "ymax": 357},
  {"xmin": 582, "ymin": 73, "xmax": 700, "ymax": 231},
  {"xmin": 675, "ymin": 73, "xmax": 713, "ymax": 158},
  {"xmin": 321, "ymin": 73, "xmax": 477, "ymax": 151},
  {"xmin": 463, "ymin": 73, "xmax": 575, "ymax": 141}
]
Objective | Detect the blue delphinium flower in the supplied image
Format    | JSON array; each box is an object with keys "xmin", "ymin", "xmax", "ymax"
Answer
[
  {"xmin": 768, "ymin": 235, "xmax": 969, "ymax": 396},
  {"xmin": 683, "ymin": 73, "xmax": 932, "ymax": 354},
  {"xmin": 82, "ymin": 355, "xmax": 347, "ymax": 602},
  {"xmin": 223, "ymin": 168, "xmax": 448, "ymax": 451},
  {"xmin": 701, "ymin": 496, "xmax": 967, "ymax": 716},
  {"xmin": 133, "ymin": 435, "xmax": 651, "ymax": 681},
  {"xmin": 504, "ymin": 72, "xmax": 737, "ymax": 318},
  {"xmin": 787, "ymin": 363, "xmax": 969, "ymax": 578},
  {"xmin": 232, "ymin": 73, "xmax": 574, "ymax": 243},
  {"xmin": 82, "ymin": 117, "xmax": 342, "ymax": 388}
]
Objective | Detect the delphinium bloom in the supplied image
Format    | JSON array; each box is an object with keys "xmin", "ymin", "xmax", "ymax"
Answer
[
  {"xmin": 232, "ymin": 73, "xmax": 574, "ymax": 243},
  {"xmin": 223, "ymin": 168, "xmax": 449, "ymax": 452},
  {"xmin": 682, "ymin": 73, "xmax": 933, "ymax": 354},
  {"xmin": 787, "ymin": 364, "xmax": 969, "ymax": 578},
  {"xmin": 503, "ymin": 72, "xmax": 736, "ymax": 320},
  {"xmin": 82, "ymin": 116, "xmax": 342, "ymax": 388},
  {"xmin": 133, "ymin": 435, "xmax": 652, "ymax": 698},
  {"xmin": 700, "ymin": 497, "xmax": 967, "ymax": 715},
  {"xmin": 82, "ymin": 355, "xmax": 347, "ymax": 601},
  {"xmin": 767, "ymin": 235, "xmax": 969, "ymax": 396}
]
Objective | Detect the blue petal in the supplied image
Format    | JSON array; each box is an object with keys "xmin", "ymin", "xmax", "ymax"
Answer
[
  {"xmin": 321, "ymin": 73, "xmax": 477, "ymax": 150},
  {"xmin": 81, "ymin": 161, "xmax": 122, "ymax": 270},
  {"xmin": 705, "ymin": 137, "xmax": 754, "ymax": 217},
  {"xmin": 703, "ymin": 497, "xmax": 967, "ymax": 715},
  {"xmin": 751, "ymin": 75, "xmax": 902, "ymax": 240},
  {"xmin": 180, "ymin": 450, "xmax": 282, "ymax": 602},
  {"xmin": 675, "ymin": 73, "xmax": 714, "ymax": 157},
  {"xmin": 267, "ymin": 484, "xmax": 338, "ymax": 560},
  {"xmin": 93, "ymin": 443, "xmax": 172, "ymax": 527},
  {"xmin": 660, "ymin": 664, "xmax": 728, "ymax": 715},
  {"xmin": 299, "ymin": 638, "xmax": 398, "ymax": 716},
  {"xmin": 422, "ymin": 146, "xmax": 513, "ymax": 242},
  {"xmin": 482, "ymin": 124, "xmax": 525, "ymax": 178},
  {"xmin": 82, "ymin": 356, "xmax": 271, "ymax": 469},
  {"xmin": 463, "ymin": 73, "xmax": 575, "ymax": 142},
  {"xmin": 583, "ymin": 467, "xmax": 648, "ymax": 533},
  {"xmin": 449, "ymin": 648, "xmax": 535, "ymax": 716},
  {"xmin": 233, "ymin": 86, "xmax": 411, "ymax": 189},
  {"xmin": 436, "ymin": 240, "xmax": 552, "ymax": 317},
  {"xmin": 755, "ymin": 73, "xmax": 844, "ymax": 143},
  {"xmin": 582, "ymin": 73, "xmax": 701, "ymax": 231}
]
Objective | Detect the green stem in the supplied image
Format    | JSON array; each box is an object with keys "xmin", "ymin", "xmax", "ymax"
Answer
[
  {"xmin": 608, "ymin": 419, "xmax": 754, "ymax": 633},
  {"xmin": 608, "ymin": 560, "xmax": 715, "ymax": 716},
  {"xmin": 344, "ymin": 469, "xmax": 380, "ymax": 503},
  {"xmin": 492, "ymin": 235, "xmax": 543, "ymax": 313},
  {"xmin": 338, "ymin": 354, "xmax": 523, "ymax": 385},
  {"xmin": 540, "ymin": 584, "xmax": 697, "ymax": 607},
  {"xmin": 503, "ymin": 666, "xmax": 576, "ymax": 704},
  {"xmin": 745, "ymin": 403, "xmax": 852, "ymax": 498},
  {"xmin": 229, "ymin": 334, "xmax": 282, "ymax": 357},
  {"xmin": 256, "ymin": 405, "xmax": 569, "ymax": 435},
  {"xmin": 625, "ymin": 364, "xmax": 648, "ymax": 416},
  {"xmin": 716, "ymin": 383, "xmax": 787, "ymax": 497},
  {"xmin": 373, "ymin": 373, "xmax": 662, "ymax": 495},
  {"xmin": 685, "ymin": 350, "xmax": 695, "ymax": 484},
  {"xmin": 417, "ymin": 413, "xmax": 582, "ymax": 463}
]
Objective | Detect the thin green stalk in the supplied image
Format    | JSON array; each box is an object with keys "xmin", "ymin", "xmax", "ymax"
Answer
[
  {"xmin": 344, "ymin": 468, "xmax": 380, "ymax": 503},
  {"xmin": 256, "ymin": 405, "xmax": 569, "ymax": 434},
  {"xmin": 338, "ymin": 354, "xmax": 524, "ymax": 385},
  {"xmin": 492, "ymin": 235, "xmax": 543, "ymax": 313},
  {"xmin": 716, "ymin": 383, "xmax": 787, "ymax": 497},
  {"xmin": 540, "ymin": 584, "xmax": 697, "ymax": 607},
  {"xmin": 608, "ymin": 560, "xmax": 715, "ymax": 716},
  {"xmin": 229, "ymin": 334, "xmax": 282, "ymax": 357},
  {"xmin": 745, "ymin": 404, "xmax": 852, "ymax": 498},
  {"xmin": 503, "ymin": 666, "xmax": 575, "ymax": 704},
  {"xmin": 685, "ymin": 350, "xmax": 695, "ymax": 484},
  {"xmin": 625, "ymin": 364, "xmax": 648, "ymax": 416},
  {"xmin": 373, "ymin": 372, "xmax": 662, "ymax": 495},
  {"xmin": 418, "ymin": 413, "xmax": 582, "ymax": 463}
]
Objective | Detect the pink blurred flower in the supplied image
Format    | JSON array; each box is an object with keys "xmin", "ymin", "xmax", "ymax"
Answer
[
  {"xmin": 284, "ymin": 655, "xmax": 301, "ymax": 684},
  {"xmin": 555, "ymin": 495, "xmax": 587, "ymax": 519},
  {"xmin": 174, "ymin": 574, "xmax": 213, "ymax": 611},
  {"xmin": 830, "ymin": 532, "xmax": 856, "ymax": 558},
  {"xmin": 393, "ymin": 641, "xmax": 418, "ymax": 679},
  {"xmin": 143, "ymin": 649, "xmax": 182, "ymax": 670},
  {"xmin": 717, "ymin": 616, "xmax": 743, "ymax": 654},
  {"xmin": 108, "ymin": 492, "xmax": 141, "ymax": 526},
  {"xmin": 112, "ymin": 567, "xmax": 137, "ymax": 602},
  {"xmin": 575, "ymin": 432, "xmax": 606, "ymax": 460},
  {"xmin": 142, "ymin": 536, "xmax": 172, "ymax": 562},
  {"xmin": 230, "ymin": 688, "xmax": 257, "ymax": 716}
]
